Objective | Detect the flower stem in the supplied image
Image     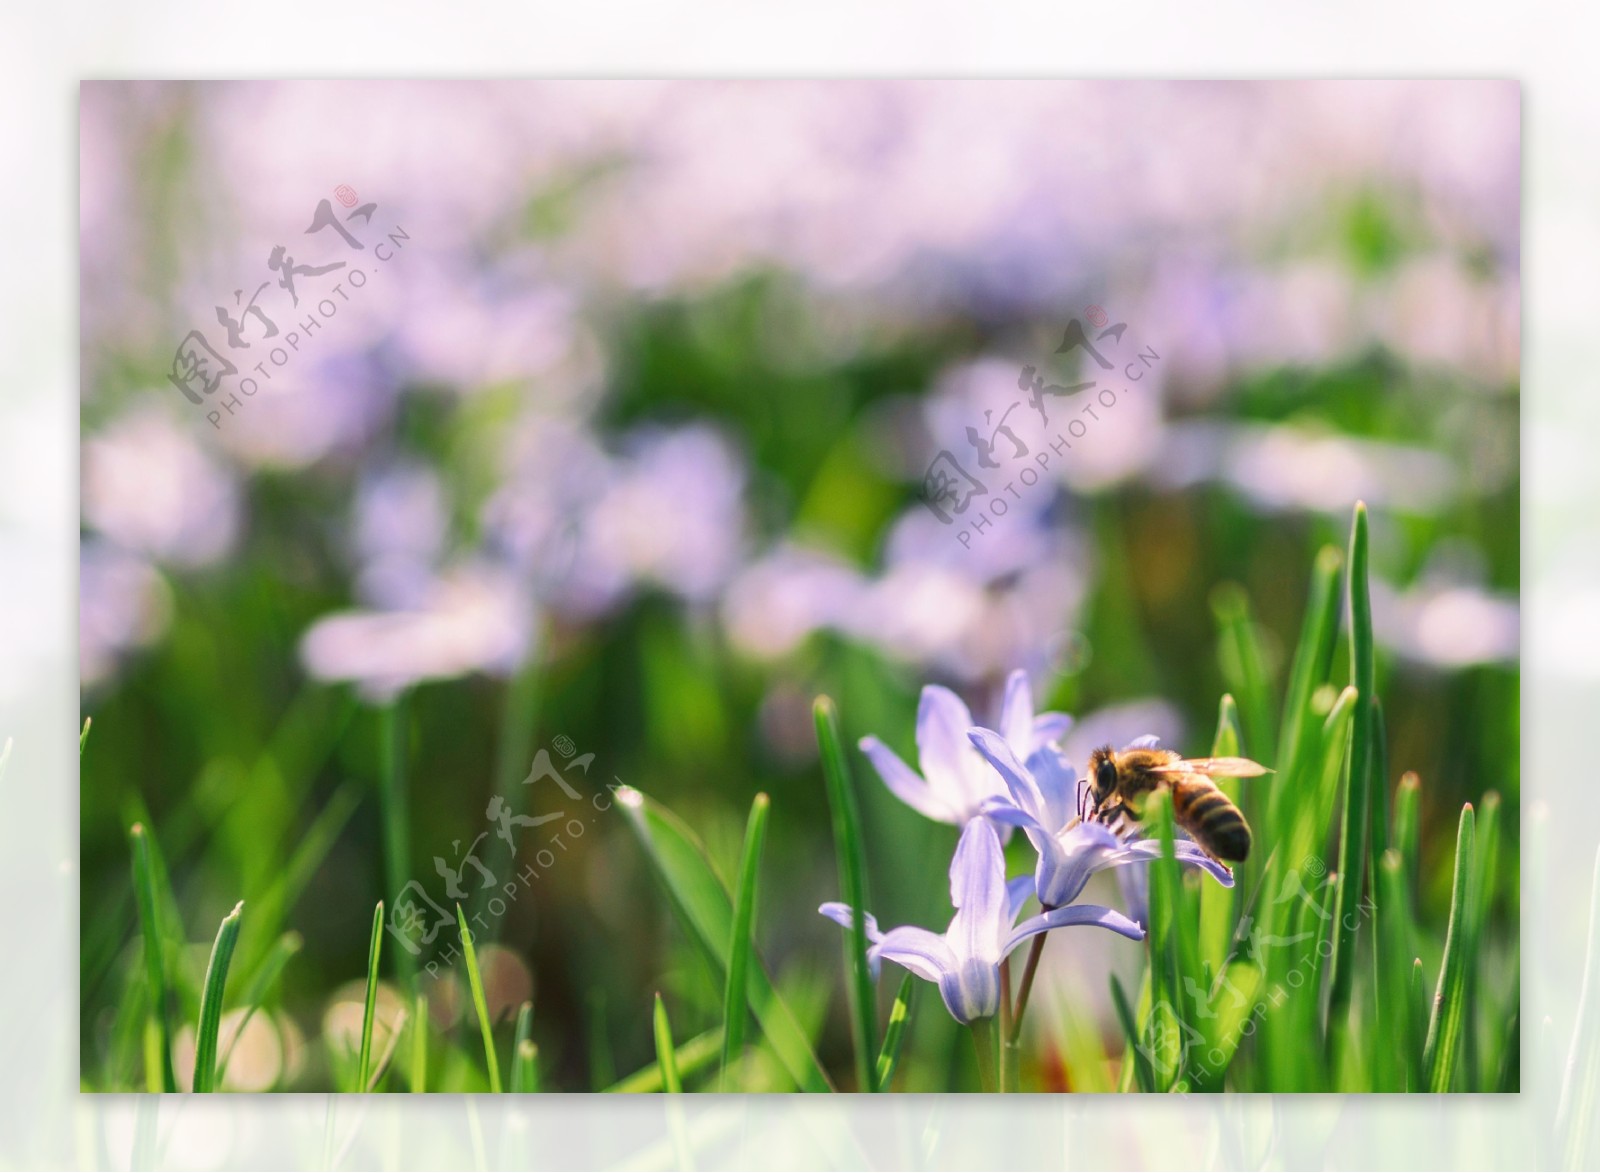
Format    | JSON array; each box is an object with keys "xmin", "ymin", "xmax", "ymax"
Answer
[
  {"xmin": 1009, "ymin": 909, "xmax": 1055, "ymax": 1044},
  {"xmin": 969, "ymin": 1016, "xmax": 1000, "ymax": 1093}
]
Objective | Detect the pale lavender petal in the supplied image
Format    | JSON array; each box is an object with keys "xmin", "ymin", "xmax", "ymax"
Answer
[
  {"xmin": 978, "ymin": 796, "xmax": 1043, "ymax": 831},
  {"xmin": 817, "ymin": 901, "xmax": 883, "ymax": 943},
  {"xmin": 1172, "ymin": 841, "xmax": 1237, "ymax": 888},
  {"xmin": 1030, "ymin": 712, "xmax": 1074, "ymax": 750},
  {"xmin": 859, "ymin": 735, "xmax": 954, "ymax": 824},
  {"xmin": 939, "ymin": 957, "xmax": 1001, "ymax": 1024},
  {"xmin": 1127, "ymin": 733, "xmax": 1162, "ymax": 749},
  {"xmin": 873, "ymin": 925, "xmax": 956, "ymax": 985},
  {"xmin": 999, "ymin": 669, "xmax": 1034, "ymax": 753},
  {"xmin": 1005, "ymin": 874, "xmax": 1036, "ymax": 923},
  {"xmin": 1034, "ymin": 820, "xmax": 1125, "ymax": 907},
  {"xmin": 967, "ymin": 728, "xmax": 1043, "ymax": 821},
  {"xmin": 916, "ymin": 686, "xmax": 978, "ymax": 813},
  {"xmin": 1022, "ymin": 744, "xmax": 1078, "ymax": 834},
  {"xmin": 1118, "ymin": 861, "xmax": 1150, "ymax": 929},
  {"xmin": 947, "ymin": 818, "xmax": 1008, "ymax": 964},
  {"xmin": 1005, "ymin": 902, "xmax": 1146, "ymax": 954}
]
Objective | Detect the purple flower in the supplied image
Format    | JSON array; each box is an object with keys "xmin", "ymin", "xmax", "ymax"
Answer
[
  {"xmin": 967, "ymin": 730, "xmax": 1234, "ymax": 916},
  {"xmin": 819, "ymin": 819, "xmax": 1142, "ymax": 1024},
  {"xmin": 859, "ymin": 669, "xmax": 1072, "ymax": 831}
]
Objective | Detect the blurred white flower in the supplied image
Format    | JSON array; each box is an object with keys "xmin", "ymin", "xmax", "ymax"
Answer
[
  {"xmin": 299, "ymin": 562, "xmax": 535, "ymax": 701},
  {"xmin": 82, "ymin": 407, "xmax": 240, "ymax": 567},
  {"xmin": 1372, "ymin": 579, "xmax": 1518, "ymax": 668},
  {"xmin": 79, "ymin": 541, "xmax": 173, "ymax": 689},
  {"xmin": 721, "ymin": 542, "xmax": 867, "ymax": 659}
]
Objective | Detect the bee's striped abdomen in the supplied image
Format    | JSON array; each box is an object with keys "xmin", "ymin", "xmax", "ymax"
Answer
[{"xmin": 1172, "ymin": 776, "xmax": 1252, "ymax": 862}]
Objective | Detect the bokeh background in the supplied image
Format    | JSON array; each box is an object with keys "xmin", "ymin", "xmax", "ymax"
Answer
[{"xmin": 78, "ymin": 80, "xmax": 1519, "ymax": 1092}]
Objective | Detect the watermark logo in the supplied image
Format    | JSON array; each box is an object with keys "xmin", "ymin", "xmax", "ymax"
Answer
[
  {"xmin": 165, "ymin": 191, "xmax": 409, "ymax": 429},
  {"xmin": 918, "ymin": 308, "xmax": 1162, "ymax": 548}
]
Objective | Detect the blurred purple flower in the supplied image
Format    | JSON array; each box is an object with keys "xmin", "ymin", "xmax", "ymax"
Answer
[
  {"xmin": 819, "ymin": 818, "xmax": 1141, "ymax": 1024},
  {"xmin": 860, "ymin": 669, "xmax": 1072, "ymax": 831}
]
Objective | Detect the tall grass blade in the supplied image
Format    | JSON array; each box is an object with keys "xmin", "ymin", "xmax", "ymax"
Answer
[
  {"xmin": 193, "ymin": 901, "xmax": 244, "ymax": 1092},
  {"xmin": 456, "ymin": 904, "xmax": 502, "ymax": 1092},
  {"xmin": 616, "ymin": 786, "xmax": 832, "ymax": 1091},
  {"xmin": 874, "ymin": 973, "xmax": 917, "ymax": 1091},
  {"xmin": 1464, "ymin": 790, "xmax": 1501, "ymax": 1089},
  {"xmin": 1210, "ymin": 583, "xmax": 1277, "ymax": 771},
  {"xmin": 217, "ymin": 930, "xmax": 301, "ymax": 1081},
  {"xmin": 607, "ymin": 1028, "xmax": 723, "ymax": 1093},
  {"xmin": 1422, "ymin": 803, "xmax": 1475, "ymax": 1092},
  {"xmin": 129, "ymin": 823, "xmax": 177, "ymax": 1093},
  {"xmin": 1273, "ymin": 547, "xmax": 1342, "ymax": 808},
  {"xmin": 356, "ymin": 900, "xmax": 384, "ymax": 1093},
  {"xmin": 814, "ymin": 696, "xmax": 878, "ymax": 1092},
  {"xmin": 1377, "ymin": 851, "xmax": 1416, "ymax": 1089},
  {"xmin": 379, "ymin": 696, "xmax": 414, "ymax": 992},
  {"xmin": 1147, "ymin": 790, "xmax": 1198, "ymax": 1090},
  {"xmin": 1109, "ymin": 974, "xmax": 1154, "ymax": 1093},
  {"xmin": 79, "ymin": 718, "xmax": 92, "ymax": 755},
  {"xmin": 653, "ymin": 993, "xmax": 683, "ymax": 1093},
  {"xmin": 513, "ymin": 1040, "xmax": 540, "ymax": 1094},
  {"xmin": 721, "ymin": 792, "xmax": 771, "ymax": 1090},
  {"xmin": 1392, "ymin": 771, "xmax": 1421, "ymax": 892},
  {"xmin": 1328, "ymin": 502, "xmax": 1375, "ymax": 1063},
  {"xmin": 410, "ymin": 992, "xmax": 428, "ymax": 1092}
]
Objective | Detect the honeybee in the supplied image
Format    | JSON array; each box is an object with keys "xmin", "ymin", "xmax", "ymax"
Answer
[{"xmin": 1084, "ymin": 744, "xmax": 1271, "ymax": 866}]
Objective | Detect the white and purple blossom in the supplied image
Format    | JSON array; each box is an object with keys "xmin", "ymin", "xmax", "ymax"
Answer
[
  {"xmin": 858, "ymin": 669, "xmax": 1072, "ymax": 831},
  {"xmin": 967, "ymin": 729, "xmax": 1234, "ymax": 915},
  {"xmin": 819, "ymin": 819, "xmax": 1142, "ymax": 1024}
]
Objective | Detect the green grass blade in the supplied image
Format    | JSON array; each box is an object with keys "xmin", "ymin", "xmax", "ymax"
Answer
[
  {"xmin": 217, "ymin": 930, "xmax": 302, "ymax": 1081},
  {"xmin": 1328, "ymin": 502, "xmax": 1375, "ymax": 1063},
  {"xmin": 510, "ymin": 1001, "xmax": 538, "ymax": 1092},
  {"xmin": 1210, "ymin": 583, "xmax": 1277, "ymax": 770},
  {"xmin": 721, "ymin": 792, "xmax": 771, "ymax": 1090},
  {"xmin": 1422, "ymin": 803, "xmax": 1476, "ymax": 1092},
  {"xmin": 1377, "ymin": 851, "xmax": 1416, "ymax": 1090},
  {"xmin": 193, "ymin": 901, "xmax": 244, "ymax": 1092},
  {"xmin": 616, "ymin": 786, "xmax": 832, "ymax": 1091},
  {"xmin": 512, "ymin": 1040, "xmax": 540, "ymax": 1094},
  {"xmin": 814, "ymin": 696, "xmax": 878, "ymax": 1092},
  {"xmin": 129, "ymin": 823, "xmax": 177, "ymax": 1093},
  {"xmin": 653, "ymin": 993, "xmax": 683, "ymax": 1093},
  {"xmin": 1273, "ymin": 547, "xmax": 1342, "ymax": 790},
  {"xmin": 380, "ymin": 696, "xmax": 414, "ymax": 993},
  {"xmin": 606, "ymin": 1028, "xmax": 723, "ymax": 1093},
  {"xmin": 1109, "ymin": 975, "xmax": 1154, "ymax": 1093},
  {"xmin": 1465, "ymin": 790, "xmax": 1501, "ymax": 1089},
  {"xmin": 873, "ymin": 973, "xmax": 917, "ymax": 1091},
  {"xmin": 356, "ymin": 900, "xmax": 384, "ymax": 1093},
  {"xmin": 79, "ymin": 717, "xmax": 92, "ymax": 755},
  {"xmin": 1392, "ymin": 771, "xmax": 1421, "ymax": 893},
  {"xmin": 1147, "ymin": 789, "xmax": 1197, "ymax": 1090},
  {"xmin": 410, "ymin": 992, "xmax": 428, "ymax": 1092},
  {"xmin": 456, "ymin": 904, "xmax": 502, "ymax": 1092}
]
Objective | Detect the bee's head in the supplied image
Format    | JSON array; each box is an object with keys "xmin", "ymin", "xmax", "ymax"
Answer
[{"xmin": 1088, "ymin": 745, "xmax": 1118, "ymax": 804}]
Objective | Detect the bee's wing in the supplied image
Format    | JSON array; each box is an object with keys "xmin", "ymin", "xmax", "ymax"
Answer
[{"xmin": 1169, "ymin": 756, "xmax": 1272, "ymax": 778}]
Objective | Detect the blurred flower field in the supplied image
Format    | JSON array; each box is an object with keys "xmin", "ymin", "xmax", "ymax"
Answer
[{"xmin": 78, "ymin": 80, "xmax": 1519, "ymax": 1093}]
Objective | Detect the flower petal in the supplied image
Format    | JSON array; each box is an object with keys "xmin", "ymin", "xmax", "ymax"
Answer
[
  {"xmin": 979, "ymin": 796, "xmax": 1044, "ymax": 831},
  {"xmin": 1022, "ymin": 744, "xmax": 1079, "ymax": 833},
  {"xmin": 1127, "ymin": 733, "xmax": 1162, "ymax": 749},
  {"xmin": 947, "ymin": 818, "xmax": 1009, "ymax": 963},
  {"xmin": 859, "ymin": 735, "xmax": 954, "ymax": 823},
  {"xmin": 1005, "ymin": 902, "xmax": 1146, "ymax": 954},
  {"xmin": 999, "ymin": 669, "xmax": 1034, "ymax": 753},
  {"xmin": 1172, "ymin": 841, "xmax": 1237, "ymax": 888},
  {"xmin": 817, "ymin": 901, "xmax": 882, "ymax": 944},
  {"xmin": 1030, "ymin": 712, "xmax": 1074, "ymax": 749},
  {"xmin": 873, "ymin": 925, "xmax": 956, "ymax": 985},
  {"xmin": 1005, "ymin": 874, "xmax": 1036, "ymax": 923},
  {"xmin": 967, "ymin": 728, "xmax": 1043, "ymax": 821},
  {"xmin": 916, "ymin": 686, "xmax": 980, "ymax": 815},
  {"xmin": 1033, "ymin": 819, "xmax": 1124, "ymax": 907}
]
